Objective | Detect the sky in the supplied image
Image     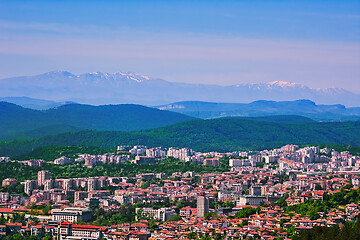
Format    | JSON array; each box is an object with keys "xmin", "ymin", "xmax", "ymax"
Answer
[{"xmin": 0, "ymin": 0, "xmax": 359, "ymax": 93}]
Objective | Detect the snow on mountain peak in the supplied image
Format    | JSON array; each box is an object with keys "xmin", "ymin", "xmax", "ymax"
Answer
[{"xmin": 267, "ymin": 81, "xmax": 303, "ymax": 88}]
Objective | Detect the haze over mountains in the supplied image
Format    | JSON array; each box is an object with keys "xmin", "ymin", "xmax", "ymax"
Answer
[
  {"xmin": 0, "ymin": 70, "xmax": 359, "ymax": 154},
  {"xmin": 157, "ymin": 100, "xmax": 360, "ymax": 121},
  {"xmin": 1, "ymin": 71, "xmax": 359, "ymax": 106}
]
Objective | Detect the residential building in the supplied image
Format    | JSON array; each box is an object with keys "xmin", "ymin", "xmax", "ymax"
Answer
[
  {"xmin": 38, "ymin": 170, "xmax": 51, "ymax": 186},
  {"xmin": 197, "ymin": 196, "xmax": 209, "ymax": 218},
  {"xmin": 52, "ymin": 207, "xmax": 92, "ymax": 222}
]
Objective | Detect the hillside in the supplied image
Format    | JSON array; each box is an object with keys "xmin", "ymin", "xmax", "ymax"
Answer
[
  {"xmin": 0, "ymin": 118, "xmax": 359, "ymax": 157},
  {"xmin": 0, "ymin": 102, "xmax": 194, "ymax": 140},
  {"xmin": 156, "ymin": 100, "xmax": 360, "ymax": 121}
]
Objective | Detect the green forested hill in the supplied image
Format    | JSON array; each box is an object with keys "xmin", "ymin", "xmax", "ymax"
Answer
[
  {"xmin": 0, "ymin": 102, "xmax": 194, "ymax": 140},
  {"xmin": 0, "ymin": 118, "xmax": 359, "ymax": 157}
]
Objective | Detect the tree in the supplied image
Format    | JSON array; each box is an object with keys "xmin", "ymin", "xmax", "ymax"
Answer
[
  {"xmin": 42, "ymin": 233, "xmax": 52, "ymax": 240},
  {"xmin": 234, "ymin": 207, "xmax": 256, "ymax": 219},
  {"xmin": 186, "ymin": 231, "xmax": 197, "ymax": 239},
  {"xmin": 0, "ymin": 214, "xmax": 6, "ymax": 224},
  {"xmin": 167, "ymin": 214, "xmax": 182, "ymax": 222}
]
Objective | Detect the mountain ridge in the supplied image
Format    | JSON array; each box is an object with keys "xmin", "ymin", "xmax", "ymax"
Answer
[
  {"xmin": 0, "ymin": 117, "xmax": 359, "ymax": 157},
  {"xmin": 0, "ymin": 102, "xmax": 195, "ymax": 140},
  {"xmin": 1, "ymin": 71, "xmax": 359, "ymax": 106},
  {"xmin": 156, "ymin": 100, "xmax": 360, "ymax": 121}
]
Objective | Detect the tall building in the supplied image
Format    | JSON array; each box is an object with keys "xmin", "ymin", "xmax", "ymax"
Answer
[
  {"xmin": 44, "ymin": 179, "xmax": 55, "ymax": 191},
  {"xmin": 87, "ymin": 178, "xmax": 100, "ymax": 192},
  {"xmin": 64, "ymin": 179, "xmax": 76, "ymax": 190},
  {"xmin": 203, "ymin": 158, "xmax": 220, "ymax": 167},
  {"xmin": 197, "ymin": 196, "xmax": 209, "ymax": 218},
  {"xmin": 132, "ymin": 156, "xmax": 156, "ymax": 164},
  {"xmin": 281, "ymin": 144, "xmax": 299, "ymax": 152},
  {"xmin": 38, "ymin": 170, "xmax": 51, "ymax": 186},
  {"xmin": 167, "ymin": 147, "xmax": 194, "ymax": 161},
  {"xmin": 249, "ymin": 185, "xmax": 262, "ymax": 196},
  {"xmin": 24, "ymin": 180, "xmax": 37, "ymax": 196}
]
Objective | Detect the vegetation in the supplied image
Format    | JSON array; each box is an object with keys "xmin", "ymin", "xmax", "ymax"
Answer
[
  {"xmin": 15, "ymin": 145, "xmax": 112, "ymax": 161},
  {"xmin": 270, "ymin": 184, "xmax": 360, "ymax": 224},
  {"xmin": 293, "ymin": 220, "xmax": 360, "ymax": 240},
  {"xmin": 232, "ymin": 207, "xmax": 259, "ymax": 219},
  {"xmin": 0, "ymin": 182, "xmax": 24, "ymax": 195},
  {"xmin": 167, "ymin": 214, "xmax": 182, "ymax": 222},
  {"xmin": 90, "ymin": 206, "xmax": 135, "ymax": 226},
  {"xmin": 1, "ymin": 118, "xmax": 359, "ymax": 157},
  {"xmin": 0, "ymin": 157, "xmax": 230, "ymax": 182},
  {"xmin": 0, "ymin": 102, "xmax": 194, "ymax": 141}
]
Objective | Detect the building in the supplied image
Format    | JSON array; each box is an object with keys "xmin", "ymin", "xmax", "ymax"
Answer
[
  {"xmin": 146, "ymin": 147, "xmax": 166, "ymax": 157},
  {"xmin": 229, "ymin": 159, "xmax": 251, "ymax": 167},
  {"xmin": 58, "ymin": 222, "xmax": 105, "ymax": 240},
  {"xmin": 203, "ymin": 158, "xmax": 220, "ymax": 167},
  {"xmin": 75, "ymin": 191, "xmax": 89, "ymax": 203},
  {"xmin": 44, "ymin": 179, "xmax": 55, "ymax": 191},
  {"xmin": 236, "ymin": 196, "xmax": 267, "ymax": 206},
  {"xmin": 52, "ymin": 207, "xmax": 92, "ymax": 222},
  {"xmin": 129, "ymin": 145, "xmax": 147, "ymax": 155},
  {"xmin": 84, "ymin": 155, "xmax": 98, "ymax": 168},
  {"xmin": 249, "ymin": 185, "xmax": 262, "ymax": 196},
  {"xmin": 249, "ymin": 155, "xmax": 262, "ymax": 163},
  {"xmin": 132, "ymin": 156, "xmax": 156, "ymax": 165},
  {"xmin": 0, "ymin": 192, "xmax": 9, "ymax": 202},
  {"xmin": 197, "ymin": 196, "xmax": 209, "ymax": 218},
  {"xmin": 281, "ymin": 144, "xmax": 299, "ymax": 152},
  {"xmin": 2, "ymin": 178, "xmax": 17, "ymax": 187},
  {"xmin": 236, "ymin": 195, "xmax": 281, "ymax": 207},
  {"xmin": 26, "ymin": 159, "xmax": 45, "ymax": 167},
  {"xmin": 136, "ymin": 208, "xmax": 176, "ymax": 222},
  {"xmin": 180, "ymin": 206, "xmax": 197, "ymax": 219},
  {"xmin": 64, "ymin": 179, "xmax": 76, "ymax": 191},
  {"xmin": 88, "ymin": 178, "xmax": 100, "ymax": 192},
  {"xmin": 167, "ymin": 147, "xmax": 194, "ymax": 161},
  {"xmin": 0, "ymin": 157, "xmax": 10, "ymax": 163},
  {"xmin": 24, "ymin": 180, "xmax": 37, "ymax": 196},
  {"xmin": 38, "ymin": 170, "xmax": 51, "ymax": 186},
  {"xmin": 54, "ymin": 156, "xmax": 74, "ymax": 165},
  {"xmin": 263, "ymin": 155, "xmax": 279, "ymax": 164}
]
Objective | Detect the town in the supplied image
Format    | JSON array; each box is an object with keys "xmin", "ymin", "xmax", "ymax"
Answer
[{"xmin": 0, "ymin": 144, "xmax": 359, "ymax": 240}]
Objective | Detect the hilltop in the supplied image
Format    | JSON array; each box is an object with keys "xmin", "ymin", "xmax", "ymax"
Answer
[
  {"xmin": 0, "ymin": 102, "xmax": 194, "ymax": 140},
  {"xmin": 0, "ymin": 117, "xmax": 359, "ymax": 157}
]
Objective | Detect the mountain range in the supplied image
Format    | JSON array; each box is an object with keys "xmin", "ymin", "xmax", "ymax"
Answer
[
  {"xmin": 0, "ymin": 102, "xmax": 194, "ymax": 140},
  {"xmin": 157, "ymin": 100, "xmax": 360, "ymax": 121},
  {"xmin": 1, "ymin": 71, "xmax": 359, "ymax": 106},
  {"xmin": 0, "ymin": 97, "xmax": 74, "ymax": 110},
  {"xmin": 0, "ymin": 100, "xmax": 359, "ymax": 156}
]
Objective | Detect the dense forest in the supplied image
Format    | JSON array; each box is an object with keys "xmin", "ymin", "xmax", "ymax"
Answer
[
  {"xmin": 0, "ymin": 118, "xmax": 359, "ymax": 156},
  {"xmin": 0, "ymin": 102, "xmax": 194, "ymax": 140},
  {"xmin": 0, "ymin": 157, "xmax": 230, "ymax": 182}
]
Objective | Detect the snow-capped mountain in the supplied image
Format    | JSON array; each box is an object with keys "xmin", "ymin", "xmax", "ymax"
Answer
[{"xmin": 0, "ymin": 71, "xmax": 359, "ymax": 107}]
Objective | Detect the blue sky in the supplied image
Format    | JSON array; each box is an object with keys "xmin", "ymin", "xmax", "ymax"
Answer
[{"xmin": 0, "ymin": 0, "xmax": 359, "ymax": 92}]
